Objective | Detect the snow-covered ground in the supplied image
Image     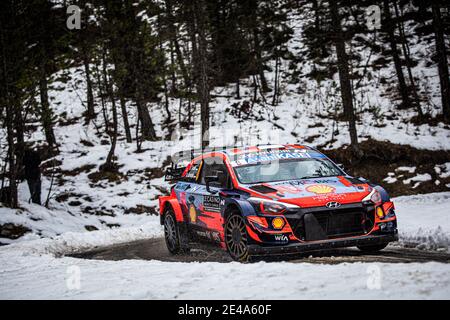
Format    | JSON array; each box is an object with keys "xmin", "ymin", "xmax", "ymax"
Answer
[{"xmin": 1, "ymin": 192, "xmax": 449, "ymax": 299}]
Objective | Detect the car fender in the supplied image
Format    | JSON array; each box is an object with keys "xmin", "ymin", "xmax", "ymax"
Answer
[
  {"xmin": 221, "ymin": 197, "xmax": 256, "ymax": 220},
  {"xmin": 159, "ymin": 195, "xmax": 184, "ymax": 224}
]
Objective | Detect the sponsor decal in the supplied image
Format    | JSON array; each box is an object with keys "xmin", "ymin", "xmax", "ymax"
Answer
[
  {"xmin": 272, "ymin": 179, "xmax": 337, "ymax": 186},
  {"xmin": 203, "ymin": 195, "xmax": 221, "ymax": 212},
  {"xmin": 189, "ymin": 204, "xmax": 197, "ymax": 223},
  {"xmin": 273, "ymin": 234, "xmax": 289, "ymax": 243},
  {"xmin": 306, "ymin": 185, "xmax": 336, "ymax": 194},
  {"xmin": 230, "ymin": 149, "xmax": 325, "ymax": 166},
  {"xmin": 275, "ymin": 184, "xmax": 303, "ymax": 194},
  {"xmin": 312, "ymin": 193, "xmax": 346, "ymax": 202},
  {"xmin": 176, "ymin": 183, "xmax": 191, "ymax": 191}
]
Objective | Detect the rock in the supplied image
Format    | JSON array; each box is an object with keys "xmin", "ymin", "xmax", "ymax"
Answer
[
  {"xmin": 124, "ymin": 205, "xmax": 157, "ymax": 215},
  {"xmin": 0, "ymin": 223, "xmax": 31, "ymax": 239}
]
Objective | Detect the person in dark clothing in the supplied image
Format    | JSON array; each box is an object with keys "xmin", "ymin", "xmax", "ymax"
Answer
[{"xmin": 23, "ymin": 149, "xmax": 42, "ymax": 205}]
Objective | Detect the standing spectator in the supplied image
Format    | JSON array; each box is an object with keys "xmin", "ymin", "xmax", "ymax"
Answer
[{"xmin": 23, "ymin": 149, "xmax": 42, "ymax": 205}]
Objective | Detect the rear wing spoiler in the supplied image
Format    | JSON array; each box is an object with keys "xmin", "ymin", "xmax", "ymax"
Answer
[
  {"xmin": 164, "ymin": 147, "xmax": 231, "ymax": 182},
  {"xmin": 164, "ymin": 149, "xmax": 200, "ymax": 182},
  {"xmin": 164, "ymin": 166, "xmax": 187, "ymax": 182}
]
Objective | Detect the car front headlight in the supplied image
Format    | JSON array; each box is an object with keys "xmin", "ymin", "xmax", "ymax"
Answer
[
  {"xmin": 248, "ymin": 197, "xmax": 299, "ymax": 214},
  {"xmin": 363, "ymin": 188, "xmax": 382, "ymax": 205}
]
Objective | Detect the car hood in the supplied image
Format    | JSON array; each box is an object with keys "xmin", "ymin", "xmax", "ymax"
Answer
[{"xmin": 245, "ymin": 176, "xmax": 371, "ymax": 208}]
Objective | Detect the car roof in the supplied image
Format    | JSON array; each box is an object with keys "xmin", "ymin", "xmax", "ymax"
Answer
[
  {"xmin": 171, "ymin": 144, "xmax": 318, "ymax": 168},
  {"xmin": 222, "ymin": 144, "xmax": 313, "ymax": 156}
]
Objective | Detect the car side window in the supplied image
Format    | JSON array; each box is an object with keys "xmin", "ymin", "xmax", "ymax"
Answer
[
  {"xmin": 200, "ymin": 157, "xmax": 230, "ymax": 189},
  {"xmin": 185, "ymin": 160, "xmax": 202, "ymax": 182}
]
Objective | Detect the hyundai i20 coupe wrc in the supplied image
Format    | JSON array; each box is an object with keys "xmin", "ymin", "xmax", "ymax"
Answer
[{"xmin": 159, "ymin": 144, "xmax": 398, "ymax": 261}]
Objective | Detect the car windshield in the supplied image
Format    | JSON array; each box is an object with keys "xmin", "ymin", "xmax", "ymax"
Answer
[{"xmin": 233, "ymin": 158, "xmax": 342, "ymax": 184}]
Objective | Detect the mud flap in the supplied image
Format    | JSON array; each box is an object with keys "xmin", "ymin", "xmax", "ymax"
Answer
[{"xmin": 304, "ymin": 213, "xmax": 327, "ymax": 241}]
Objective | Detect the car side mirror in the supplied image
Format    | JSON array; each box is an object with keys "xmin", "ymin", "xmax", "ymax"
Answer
[{"xmin": 205, "ymin": 175, "xmax": 219, "ymax": 193}]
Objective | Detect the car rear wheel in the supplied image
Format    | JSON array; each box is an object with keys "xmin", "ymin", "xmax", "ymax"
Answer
[
  {"xmin": 163, "ymin": 208, "xmax": 189, "ymax": 254},
  {"xmin": 357, "ymin": 243, "xmax": 388, "ymax": 253},
  {"xmin": 225, "ymin": 213, "xmax": 250, "ymax": 262}
]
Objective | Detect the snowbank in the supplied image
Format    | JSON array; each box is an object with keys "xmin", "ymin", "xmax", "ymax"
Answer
[
  {"xmin": 394, "ymin": 192, "xmax": 450, "ymax": 251},
  {"xmin": 0, "ymin": 219, "xmax": 162, "ymax": 258}
]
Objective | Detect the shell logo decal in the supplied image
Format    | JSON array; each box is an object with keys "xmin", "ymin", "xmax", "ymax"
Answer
[
  {"xmin": 189, "ymin": 204, "xmax": 197, "ymax": 223},
  {"xmin": 306, "ymin": 185, "xmax": 336, "ymax": 194}
]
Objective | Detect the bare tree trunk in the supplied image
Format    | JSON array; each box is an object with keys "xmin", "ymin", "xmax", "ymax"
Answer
[
  {"xmin": 393, "ymin": 1, "xmax": 423, "ymax": 117},
  {"xmin": 82, "ymin": 46, "xmax": 95, "ymax": 123},
  {"xmin": 39, "ymin": 68, "xmax": 57, "ymax": 149},
  {"xmin": 432, "ymin": 3, "xmax": 450, "ymax": 121},
  {"xmin": 192, "ymin": 0, "xmax": 210, "ymax": 149},
  {"xmin": 136, "ymin": 97, "xmax": 157, "ymax": 141},
  {"xmin": 383, "ymin": 0, "xmax": 411, "ymax": 109},
  {"xmin": 102, "ymin": 52, "xmax": 118, "ymax": 171},
  {"xmin": 272, "ymin": 50, "xmax": 280, "ymax": 106},
  {"xmin": 5, "ymin": 106, "xmax": 17, "ymax": 208},
  {"xmin": 103, "ymin": 94, "xmax": 118, "ymax": 171},
  {"xmin": 156, "ymin": 16, "xmax": 172, "ymax": 124},
  {"xmin": 165, "ymin": 0, "xmax": 190, "ymax": 89},
  {"xmin": 14, "ymin": 99, "xmax": 25, "ymax": 163},
  {"xmin": 1, "ymin": 23, "xmax": 18, "ymax": 207},
  {"xmin": 119, "ymin": 94, "xmax": 132, "ymax": 143},
  {"xmin": 253, "ymin": 28, "xmax": 270, "ymax": 93},
  {"xmin": 329, "ymin": 0, "xmax": 360, "ymax": 155},
  {"xmin": 94, "ymin": 59, "xmax": 110, "ymax": 134}
]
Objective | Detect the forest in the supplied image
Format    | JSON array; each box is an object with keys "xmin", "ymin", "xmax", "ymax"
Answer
[{"xmin": 0, "ymin": 0, "xmax": 450, "ymax": 238}]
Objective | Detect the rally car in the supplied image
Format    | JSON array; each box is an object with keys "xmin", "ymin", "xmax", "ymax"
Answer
[{"xmin": 159, "ymin": 144, "xmax": 398, "ymax": 261}]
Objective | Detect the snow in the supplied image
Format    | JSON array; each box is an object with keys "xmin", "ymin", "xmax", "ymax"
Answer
[
  {"xmin": 383, "ymin": 176, "xmax": 398, "ymax": 184},
  {"xmin": 403, "ymin": 173, "xmax": 432, "ymax": 184},
  {"xmin": 0, "ymin": 256, "xmax": 448, "ymax": 299},
  {"xmin": 394, "ymin": 192, "xmax": 450, "ymax": 251},
  {"xmin": 1, "ymin": 192, "xmax": 450, "ymax": 299},
  {"xmin": 435, "ymin": 163, "xmax": 450, "ymax": 179},
  {"xmin": 396, "ymin": 166, "xmax": 417, "ymax": 174}
]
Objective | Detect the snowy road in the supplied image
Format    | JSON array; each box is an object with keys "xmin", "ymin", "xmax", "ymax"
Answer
[{"xmin": 71, "ymin": 237, "xmax": 450, "ymax": 264}]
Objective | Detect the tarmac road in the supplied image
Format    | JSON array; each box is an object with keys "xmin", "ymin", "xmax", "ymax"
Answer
[{"xmin": 70, "ymin": 237, "xmax": 450, "ymax": 264}]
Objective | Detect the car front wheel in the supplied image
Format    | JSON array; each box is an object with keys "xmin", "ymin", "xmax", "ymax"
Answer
[{"xmin": 225, "ymin": 213, "xmax": 250, "ymax": 262}]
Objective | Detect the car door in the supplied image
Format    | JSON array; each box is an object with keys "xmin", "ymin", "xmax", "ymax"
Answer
[{"xmin": 187, "ymin": 156, "xmax": 230, "ymax": 243}]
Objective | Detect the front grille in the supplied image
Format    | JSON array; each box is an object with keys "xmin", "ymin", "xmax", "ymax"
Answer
[
  {"xmin": 287, "ymin": 204, "xmax": 375, "ymax": 241},
  {"xmin": 313, "ymin": 211, "xmax": 364, "ymax": 238}
]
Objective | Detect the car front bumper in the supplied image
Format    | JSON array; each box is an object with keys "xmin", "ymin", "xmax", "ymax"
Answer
[{"xmin": 248, "ymin": 232, "xmax": 398, "ymax": 256}]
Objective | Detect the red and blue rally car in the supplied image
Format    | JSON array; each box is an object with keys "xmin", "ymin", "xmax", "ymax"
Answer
[{"xmin": 159, "ymin": 144, "xmax": 398, "ymax": 261}]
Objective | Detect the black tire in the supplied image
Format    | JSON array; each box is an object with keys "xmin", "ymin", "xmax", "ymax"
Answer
[
  {"xmin": 225, "ymin": 212, "xmax": 250, "ymax": 262},
  {"xmin": 163, "ymin": 208, "xmax": 190, "ymax": 254},
  {"xmin": 357, "ymin": 243, "xmax": 389, "ymax": 253}
]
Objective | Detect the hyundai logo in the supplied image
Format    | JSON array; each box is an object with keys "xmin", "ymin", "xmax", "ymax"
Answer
[{"xmin": 326, "ymin": 201, "xmax": 341, "ymax": 208}]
